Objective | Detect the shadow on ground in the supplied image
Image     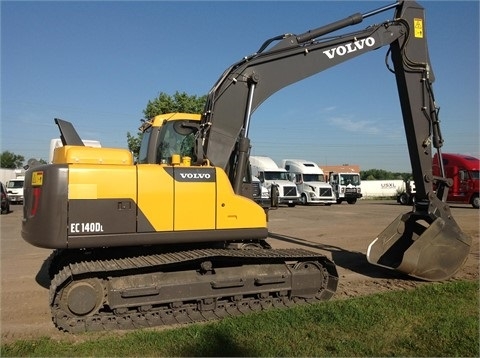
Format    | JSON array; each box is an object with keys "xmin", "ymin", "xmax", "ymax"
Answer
[
  {"xmin": 35, "ymin": 254, "xmax": 52, "ymax": 289},
  {"xmin": 268, "ymin": 231, "xmax": 410, "ymax": 280}
]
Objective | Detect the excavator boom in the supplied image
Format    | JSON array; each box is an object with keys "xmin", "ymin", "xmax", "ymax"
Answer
[{"xmin": 195, "ymin": 0, "xmax": 471, "ymax": 280}]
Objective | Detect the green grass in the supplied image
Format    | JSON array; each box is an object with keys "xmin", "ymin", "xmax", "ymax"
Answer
[{"xmin": 1, "ymin": 280, "xmax": 478, "ymax": 357}]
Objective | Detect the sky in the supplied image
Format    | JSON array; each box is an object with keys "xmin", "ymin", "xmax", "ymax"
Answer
[{"xmin": 1, "ymin": 0, "xmax": 479, "ymax": 172}]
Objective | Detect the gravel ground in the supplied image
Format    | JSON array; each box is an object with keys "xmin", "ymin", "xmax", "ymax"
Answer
[{"xmin": 1, "ymin": 200, "xmax": 478, "ymax": 343}]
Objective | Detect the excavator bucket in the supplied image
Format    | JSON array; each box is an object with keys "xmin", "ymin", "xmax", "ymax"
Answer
[{"xmin": 367, "ymin": 202, "xmax": 471, "ymax": 281}]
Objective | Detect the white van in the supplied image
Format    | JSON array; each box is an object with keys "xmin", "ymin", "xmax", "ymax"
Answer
[
  {"xmin": 282, "ymin": 159, "xmax": 336, "ymax": 205},
  {"xmin": 6, "ymin": 176, "xmax": 25, "ymax": 204}
]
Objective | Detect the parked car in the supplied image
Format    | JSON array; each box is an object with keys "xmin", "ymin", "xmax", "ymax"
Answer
[{"xmin": 1, "ymin": 181, "xmax": 10, "ymax": 214}]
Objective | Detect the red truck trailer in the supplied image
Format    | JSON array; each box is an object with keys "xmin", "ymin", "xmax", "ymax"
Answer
[{"xmin": 433, "ymin": 153, "xmax": 479, "ymax": 209}]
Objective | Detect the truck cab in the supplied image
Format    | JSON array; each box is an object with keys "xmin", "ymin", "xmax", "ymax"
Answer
[
  {"xmin": 6, "ymin": 174, "xmax": 25, "ymax": 205},
  {"xmin": 250, "ymin": 156, "xmax": 300, "ymax": 207},
  {"xmin": 328, "ymin": 172, "xmax": 362, "ymax": 204},
  {"xmin": 433, "ymin": 153, "xmax": 479, "ymax": 209},
  {"xmin": 282, "ymin": 159, "xmax": 336, "ymax": 205},
  {"xmin": 251, "ymin": 175, "xmax": 270, "ymax": 208},
  {"xmin": 397, "ymin": 180, "xmax": 416, "ymax": 205}
]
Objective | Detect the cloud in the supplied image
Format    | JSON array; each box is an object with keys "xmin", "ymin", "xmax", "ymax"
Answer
[
  {"xmin": 328, "ymin": 115, "xmax": 381, "ymax": 135},
  {"xmin": 322, "ymin": 106, "xmax": 337, "ymax": 112}
]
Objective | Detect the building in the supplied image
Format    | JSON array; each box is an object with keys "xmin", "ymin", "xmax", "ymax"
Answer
[{"xmin": 320, "ymin": 164, "xmax": 361, "ymax": 182}]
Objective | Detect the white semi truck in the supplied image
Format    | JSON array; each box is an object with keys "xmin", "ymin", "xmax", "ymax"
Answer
[
  {"xmin": 250, "ymin": 156, "xmax": 300, "ymax": 207},
  {"xmin": 328, "ymin": 171, "xmax": 362, "ymax": 204},
  {"xmin": 282, "ymin": 159, "xmax": 336, "ymax": 205},
  {"xmin": 251, "ymin": 175, "xmax": 270, "ymax": 207}
]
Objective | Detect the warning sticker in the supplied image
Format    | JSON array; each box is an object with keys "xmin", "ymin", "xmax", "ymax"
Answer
[
  {"xmin": 32, "ymin": 171, "xmax": 43, "ymax": 186},
  {"xmin": 414, "ymin": 18, "xmax": 424, "ymax": 38}
]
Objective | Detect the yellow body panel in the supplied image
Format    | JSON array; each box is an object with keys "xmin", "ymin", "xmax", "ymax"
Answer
[
  {"xmin": 137, "ymin": 165, "xmax": 174, "ymax": 231},
  {"xmin": 136, "ymin": 165, "xmax": 266, "ymax": 232},
  {"xmin": 54, "ymin": 146, "xmax": 133, "ymax": 165},
  {"xmin": 69, "ymin": 165, "xmax": 137, "ymax": 200},
  {"xmin": 173, "ymin": 170, "xmax": 216, "ymax": 231},
  {"xmin": 63, "ymin": 143, "xmax": 266, "ymax": 233},
  {"xmin": 215, "ymin": 168, "xmax": 267, "ymax": 229}
]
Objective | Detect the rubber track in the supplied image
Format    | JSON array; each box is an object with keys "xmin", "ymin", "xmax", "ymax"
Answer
[{"xmin": 50, "ymin": 248, "xmax": 337, "ymax": 333}]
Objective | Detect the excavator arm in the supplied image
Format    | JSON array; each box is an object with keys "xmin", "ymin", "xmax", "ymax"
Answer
[{"xmin": 195, "ymin": 0, "xmax": 471, "ymax": 281}]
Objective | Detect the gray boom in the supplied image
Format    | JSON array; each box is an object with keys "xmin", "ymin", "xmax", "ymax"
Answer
[{"xmin": 196, "ymin": 0, "xmax": 471, "ymax": 281}]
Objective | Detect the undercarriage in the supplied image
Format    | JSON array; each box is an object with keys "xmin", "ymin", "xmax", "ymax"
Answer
[{"xmin": 49, "ymin": 246, "xmax": 338, "ymax": 333}]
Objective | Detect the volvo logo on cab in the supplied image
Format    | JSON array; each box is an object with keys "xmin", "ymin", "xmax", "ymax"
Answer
[{"xmin": 323, "ymin": 37, "xmax": 376, "ymax": 59}]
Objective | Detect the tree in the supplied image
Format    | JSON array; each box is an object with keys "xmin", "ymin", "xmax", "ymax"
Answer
[
  {"xmin": 127, "ymin": 91, "xmax": 207, "ymax": 161},
  {"xmin": 0, "ymin": 151, "xmax": 25, "ymax": 169},
  {"xmin": 126, "ymin": 131, "xmax": 142, "ymax": 162},
  {"xmin": 360, "ymin": 169, "xmax": 411, "ymax": 181},
  {"xmin": 143, "ymin": 91, "xmax": 207, "ymax": 120}
]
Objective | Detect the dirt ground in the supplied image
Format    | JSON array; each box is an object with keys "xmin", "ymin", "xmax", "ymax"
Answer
[{"xmin": 1, "ymin": 200, "xmax": 478, "ymax": 344}]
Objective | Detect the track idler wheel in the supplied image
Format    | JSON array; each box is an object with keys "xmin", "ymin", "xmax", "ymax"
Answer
[{"xmin": 58, "ymin": 278, "xmax": 105, "ymax": 317}]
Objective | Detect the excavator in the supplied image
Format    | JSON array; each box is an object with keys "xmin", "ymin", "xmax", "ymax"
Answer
[{"xmin": 22, "ymin": 0, "xmax": 471, "ymax": 333}]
